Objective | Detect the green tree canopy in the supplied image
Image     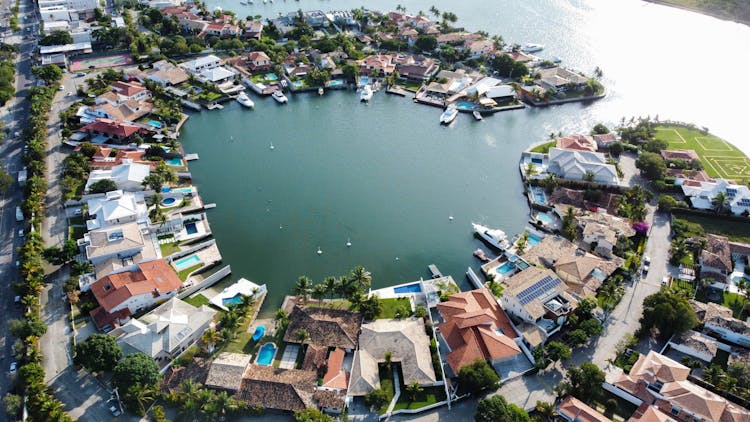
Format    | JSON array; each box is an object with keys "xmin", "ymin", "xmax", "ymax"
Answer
[
  {"xmin": 39, "ymin": 30, "xmax": 73, "ymax": 46},
  {"xmin": 0, "ymin": 167, "xmax": 13, "ymax": 194},
  {"xmin": 32, "ymin": 65, "xmax": 63, "ymax": 84},
  {"xmin": 415, "ymin": 35, "xmax": 437, "ymax": 52},
  {"xmin": 639, "ymin": 290, "xmax": 698, "ymax": 338},
  {"xmin": 475, "ymin": 395, "xmax": 530, "ymax": 422},
  {"xmin": 294, "ymin": 408, "xmax": 333, "ymax": 422},
  {"xmin": 566, "ymin": 362, "xmax": 605, "ymax": 400},
  {"xmin": 364, "ymin": 388, "xmax": 389, "ymax": 410},
  {"xmin": 635, "ymin": 151, "xmax": 666, "ymax": 181},
  {"xmin": 75, "ymin": 334, "xmax": 123, "ymax": 372},
  {"xmin": 89, "ymin": 178, "xmax": 118, "ymax": 194},
  {"xmin": 458, "ymin": 359, "xmax": 500, "ymax": 394},
  {"xmin": 112, "ymin": 353, "xmax": 161, "ymax": 393}
]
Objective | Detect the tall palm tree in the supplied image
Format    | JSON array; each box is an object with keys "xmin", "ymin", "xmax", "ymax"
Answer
[
  {"xmin": 384, "ymin": 351, "xmax": 393, "ymax": 369},
  {"xmin": 349, "ymin": 289, "xmax": 365, "ymax": 311},
  {"xmin": 712, "ymin": 192, "xmax": 729, "ymax": 214},
  {"xmin": 429, "ymin": 6, "xmax": 440, "ymax": 18},
  {"xmin": 212, "ymin": 391, "xmax": 236, "ymax": 421},
  {"xmin": 349, "ymin": 266, "xmax": 372, "ymax": 293},
  {"xmin": 312, "ymin": 284, "xmax": 326, "ymax": 306},
  {"xmin": 126, "ymin": 383, "xmax": 156, "ymax": 416},
  {"xmin": 323, "ymin": 276, "xmax": 337, "ymax": 300},
  {"xmin": 201, "ymin": 328, "xmax": 222, "ymax": 354},
  {"xmin": 274, "ymin": 309, "xmax": 288, "ymax": 328},
  {"xmin": 293, "ymin": 276, "xmax": 313, "ymax": 304},
  {"xmin": 296, "ymin": 329, "xmax": 309, "ymax": 344},
  {"xmin": 535, "ymin": 401, "xmax": 557, "ymax": 421},
  {"xmin": 405, "ymin": 381, "xmax": 423, "ymax": 402}
]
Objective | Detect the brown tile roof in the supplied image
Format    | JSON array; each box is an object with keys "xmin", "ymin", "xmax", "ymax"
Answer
[
  {"xmin": 522, "ymin": 235, "xmax": 578, "ymax": 267},
  {"xmin": 205, "ymin": 352, "xmax": 252, "ymax": 391},
  {"xmin": 661, "ymin": 149, "xmax": 700, "ymax": 162},
  {"xmin": 90, "ymin": 259, "xmax": 182, "ymax": 312},
  {"xmin": 671, "ymin": 330, "xmax": 718, "ymax": 360},
  {"xmin": 557, "ymin": 396, "xmax": 612, "ymax": 422},
  {"xmin": 80, "ymin": 118, "xmax": 146, "ymax": 138},
  {"xmin": 689, "ymin": 300, "xmax": 733, "ymax": 323},
  {"xmin": 666, "ymin": 168, "xmax": 714, "ymax": 183},
  {"xmin": 702, "ymin": 234, "xmax": 732, "ymax": 273},
  {"xmin": 553, "ymin": 252, "xmax": 622, "ymax": 296},
  {"xmin": 236, "ymin": 365, "xmax": 316, "ymax": 412},
  {"xmin": 283, "ymin": 306, "xmax": 362, "ymax": 349},
  {"xmin": 549, "ymin": 188, "xmax": 585, "ymax": 209},
  {"xmin": 312, "ymin": 389, "xmax": 346, "ymax": 411},
  {"xmin": 301, "ymin": 344, "xmax": 328, "ymax": 372},
  {"xmin": 556, "ymin": 134, "xmax": 598, "ymax": 152},
  {"xmin": 437, "ymin": 288, "xmax": 521, "ymax": 373}
]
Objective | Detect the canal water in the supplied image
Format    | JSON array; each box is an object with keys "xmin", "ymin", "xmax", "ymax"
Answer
[{"xmin": 182, "ymin": 0, "xmax": 750, "ymax": 315}]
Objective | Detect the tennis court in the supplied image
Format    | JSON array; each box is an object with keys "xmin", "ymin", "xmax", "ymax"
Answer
[{"xmin": 69, "ymin": 53, "xmax": 133, "ymax": 71}]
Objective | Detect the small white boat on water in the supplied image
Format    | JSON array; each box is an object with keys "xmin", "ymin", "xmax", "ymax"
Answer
[
  {"xmin": 472, "ymin": 223, "xmax": 510, "ymax": 250},
  {"xmin": 236, "ymin": 91, "xmax": 254, "ymax": 108},
  {"xmin": 318, "ymin": 87, "xmax": 324, "ymax": 95},
  {"xmin": 521, "ymin": 43, "xmax": 544, "ymax": 53},
  {"xmin": 440, "ymin": 104, "xmax": 458, "ymax": 125},
  {"xmin": 473, "ymin": 110, "xmax": 483, "ymax": 121},
  {"xmin": 272, "ymin": 90, "xmax": 287, "ymax": 104},
  {"xmin": 360, "ymin": 84, "xmax": 373, "ymax": 102}
]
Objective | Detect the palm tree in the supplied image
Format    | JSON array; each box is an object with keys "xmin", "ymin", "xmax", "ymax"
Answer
[
  {"xmin": 212, "ymin": 391, "xmax": 236, "ymax": 421},
  {"xmin": 126, "ymin": 383, "xmax": 156, "ymax": 416},
  {"xmin": 293, "ymin": 276, "xmax": 313, "ymax": 303},
  {"xmin": 525, "ymin": 162, "xmax": 536, "ymax": 176},
  {"xmin": 296, "ymin": 329, "xmax": 309, "ymax": 344},
  {"xmin": 312, "ymin": 284, "xmax": 326, "ymax": 306},
  {"xmin": 201, "ymin": 328, "xmax": 222, "ymax": 354},
  {"xmin": 323, "ymin": 276, "xmax": 337, "ymax": 300},
  {"xmin": 349, "ymin": 289, "xmax": 365, "ymax": 311},
  {"xmin": 712, "ymin": 192, "xmax": 729, "ymax": 214},
  {"xmin": 535, "ymin": 401, "xmax": 557, "ymax": 421},
  {"xmin": 384, "ymin": 351, "xmax": 393, "ymax": 369},
  {"xmin": 405, "ymin": 381, "xmax": 423, "ymax": 402},
  {"xmin": 349, "ymin": 266, "xmax": 372, "ymax": 294},
  {"xmin": 429, "ymin": 6, "xmax": 440, "ymax": 18}
]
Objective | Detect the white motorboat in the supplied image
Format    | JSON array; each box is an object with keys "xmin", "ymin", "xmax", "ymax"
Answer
[
  {"xmin": 272, "ymin": 90, "xmax": 288, "ymax": 104},
  {"xmin": 236, "ymin": 91, "xmax": 254, "ymax": 108},
  {"xmin": 360, "ymin": 84, "xmax": 373, "ymax": 102},
  {"xmin": 521, "ymin": 43, "xmax": 544, "ymax": 53},
  {"xmin": 472, "ymin": 223, "xmax": 509, "ymax": 250},
  {"xmin": 473, "ymin": 110, "xmax": 483, "ymax": 121},
  {"xmin": 440, "ymin": 104, "xmax": 458, "ymax": 124}
]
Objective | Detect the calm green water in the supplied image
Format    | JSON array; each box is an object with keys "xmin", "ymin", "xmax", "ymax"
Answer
[{"xmin": 184, "ymin": 0, "xmax": 750, "ymax": 315}]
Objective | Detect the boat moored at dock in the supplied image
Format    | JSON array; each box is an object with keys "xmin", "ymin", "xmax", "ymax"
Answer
[
  {"xmin": 236, "ymin": 91, "xmax": 255, "ymax": 108},
  {"xmin": 521, "ymin": 43, "xmax": 544, "ymax": 53},
  {"xmin": 360, "ymin": 84, "xmax": 373, "ymax": 102},
  {"xmin": 472, "ymin": 223, "xmax": 510, "ymax": 250},
  {"xmin": 272, "ymin": 90, "xmax": 288, "ymax": 104},
  {"xmin": 440, "ymin": 104, "xmax": 458, "ymax": 125}
]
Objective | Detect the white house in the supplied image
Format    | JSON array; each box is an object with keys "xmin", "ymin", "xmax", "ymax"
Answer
[
  {"xmin": 86, "ymin": 190, "xmax": 148, "ymax": 230},
  {"xmin": 85, "ymin": 161, "xmax": 150, "ymax": 193},
  {"xmin": 547, "ymin": 147, "xmax": 620, "ymax": 185},
  {"xmin": 83, "ymin": 222, "xmax": 153, "ymax": 265},
  {"xmin": 38, "ymin": 0, "xmax": 97, "ymax": 21},
  {"xmin": 681, "ymin": 178, "xmax": 750, "ymax": 215},
  {"xmin": 180, "ymin": 54, "xmax": 221, "ymax": 75}
]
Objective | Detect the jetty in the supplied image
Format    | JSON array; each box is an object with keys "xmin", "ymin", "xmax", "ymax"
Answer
[
  {"xmin": 204, "ymin": 203, "xmax": 217, "ymax": 209},
  {"xmin": 428, "ymin": 264, "xmax": 443, "ymax": 279},
  {"xmin": 184, "ymin": 153, "xmax": 199, "ymax": 161}
]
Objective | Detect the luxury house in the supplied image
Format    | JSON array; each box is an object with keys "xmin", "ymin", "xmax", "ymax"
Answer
[
  {"xmin": 85, "ymin": 161, "xmax": 150, "ymax": 192},
  {"xmin": 77, "ymin": 119, "xmax": 148, "ymax": 144},
  {"xmin": 85, "ymin": 190, "xmax": 148, "ymax": 231},
  {"xmin": 547, "ymin": 147, "xmax": 620, "ymax": 185},
  {"xmin": 236, "ymin": 365, "xmax": 317, "ymax": 413},
  {"xmin": 556, "ymin": 134, "xmax": 598, "ymax": 152},
  {"xmin": 82, "ymin": 221, "xmax": 157, "ymax": 266},
  {"xmin": 700, "ymin": 234, "xmax": 733, "ymax": 283},
  {"xmin": 681, "ymin": 178, "xmax": 750, "ymax": 215},
  {"xmin": 534, "ymin": 66, "xmax": 589, "ymax": 93},
  {"xmin": 205, "ymin": 352, "xmax": 252, "ymax": 393},
  {"xmin": 557, "ymin": 396, "xmax": 612, "ymax": 422},
  {"xmin": 576, "ymin": 211, "xmax": 636, "ymax": 258},
  {"xmin": 283, "ymin": 306, "xmax": 362, "ymax": 352},
  {"xmin": 125, "ymin": 60, "xmax": 190, "ymax": 87}
]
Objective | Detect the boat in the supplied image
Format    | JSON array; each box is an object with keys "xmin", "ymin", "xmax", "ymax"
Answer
[
  {"xmin": 318, "ymin": 87, "xmax": 324, "ymax": 95},
  {"xmin": 272, "ymin": 90, "xmax": 287, "ymax": 104},
  {"xmin": 439, "ymin": 104, "xmax": 458, "ymax": 125},
  {"xmin": 360, "ymin": 84, "xmax": 373, "ymax": 102},
  {"xmin": 472, "ymin": 223, "xmax": 509, "ymax": 250},
  {"xmin": 473, "ymin": 248, "xmax": 490, "ymax": 262},
  {"xmin": 236, "ymin": 91, "xmax": 254, "ymax": 108},
  {"xmin": 473, "ymin": 110, "xmax": 483, "ymax": 121},
  {"xmin": 521, "ymin": 43, "xmax": 544, "ymax": 53}
]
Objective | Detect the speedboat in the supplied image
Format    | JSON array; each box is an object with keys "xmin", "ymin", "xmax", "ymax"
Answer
[
  {"xmin": 521, "ymin": 43, "xmax": 544, "ymax": 53},
  {"xmin": 236, "ymin": 91, "xmax": 254, "ymax": 108},
  {"xmin": 272, "ymin": 90, "xmax": 287, "ymax": 104},
  {"xmin": 473, "ymin": 110, "xmax": 483, "ymax": 121},
  {"xmin": 440, "ymin": 104, "xmax": 458, "ymax": 125},
  {"xmin": 360, "ymin": 84, "xmax": 373, "ymax": 102},
  {"xmin": 472, "ymin": 223, "xmax": 510, "ymax": 250}
]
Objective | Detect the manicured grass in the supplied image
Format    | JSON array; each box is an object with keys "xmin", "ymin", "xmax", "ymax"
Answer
[
  {"xmin": 197, "ymin": 91, "xmax": 222, "ymax": 103},
  {"xmin": 69, "ymin": 225, "xmax": 86, "ymax": 241},
  {"xmin": 530, "ymin": 140, "xmax": 555, "ymax": 153},
  {"xmin": 378, "ymin": 297, "xmax": 413, "ymax": 319},
  {"xmin": 695, "ymin": 288, "xmax": 746, "ymax": 319},
  {"xmin": 178, "ymin": 263, "xmax": 203, "ymax": 281},
  {"xmin": 221, "ymin": 298, "xmax": 266, "ymax": 355},
  {"xmin": 160, "ymin": 241, "xmax": 181, "ymax": 257},
  {"xmin": 393, "ymin": 386, "xmax": 445, "ymax": 411},
  {"xmin": 655, "ymin": 124, "xmax": 750, "ymax": 179},
  {"xmin": 378, "ymin": 364, "xmax": 395, "ymax": 414},
  {"xmin": 183, "ymin": 294, "xmax": 210, "ymax": 308},
  {"xmin": 68, "ymin": 216, "xmax": 84, "ymax": 226},
  {"xmin": 674, "ymin": 213, "xmax": 750, "ymax": 244},
  {"xmin": 398, "ymin": 78, "xmax": 423, "ymax": 92}
]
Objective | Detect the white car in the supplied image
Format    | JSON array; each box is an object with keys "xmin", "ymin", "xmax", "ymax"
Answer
[
  {"xmin": 643, "ymin": 255, "xmax": 651, "ymax": 265},
  {"xmin": 642, "ymin": 264, "xmax": 649, "ymax": 275},
  {"xmin": 109, "ymin": 405, "xmax": 121, "ymax": 416},
  {"xmin": 9, "ymin": 362, "xmax": 17, "ymax": 374},
  {"xmin": 662, "ymin": 276, "xmax": 671, "ymax": 286},
  {"xmin": 17, "ymin": 229, "xmax": 24, "ymax": 238}
]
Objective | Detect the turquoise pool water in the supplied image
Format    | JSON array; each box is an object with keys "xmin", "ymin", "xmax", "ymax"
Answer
[
  {"xmin": 185, "ymin": 222, "xmax": 198, "ymax": 235},
  {"xmin": 536, "ymin": 213, "xmax": 554, "ymax": 224},
  {"xmin": 359, "ymin": 76, "xmax": 369, "ymax": 86},
  {"xmin": 328, "ymin": 80, "xmax": 344, "ymax": 87},
  {"xmin": 222, "ymin": 293, "xmax": 244, "ymax": 307},
  {"xmin": 147, "ymin": 120, "xmax": 163, "ymax": 128},
  {"xmin": 532, "ymin": 187, "xmax": 546, "ymax": 204},
  {"xmin": 528, "ymin": 233, "xmax": 542, "ymax": 247},
  {"xmin": 162, "ymin": 197, "xmax": 176, "ymax": 206},
  {"xmin": 292, "ymin": 81, "xmax": 303, "ymax": 88},
  {"xmin": 265, "ymin": 73, "xmax": 278, "ymax": 81},
  {"xmin": 174, "ymin": 254, "xmax": 201, "ymax": 270},
  {"xmin": 394, "ymin": 283, "xmax": 421, "ymax": 294},
  {"xmin": 256, "ymin": 343, "xmax": 276, "ymax": 366},
  {"xmin": 456, "ymin": 102, "xmax": 474, "ymax": 111},
  {"xmin": 495, "ymin": 261, "xmax": 516, "ymax": 276},
  {"xmin": 166, "ymin": 157, "xmax": 183, "ymax": 166}
]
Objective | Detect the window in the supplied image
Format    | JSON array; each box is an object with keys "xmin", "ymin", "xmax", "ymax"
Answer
[{"xmin": 670, "ymin": 405, "xmax": 681, "ymax": 416}]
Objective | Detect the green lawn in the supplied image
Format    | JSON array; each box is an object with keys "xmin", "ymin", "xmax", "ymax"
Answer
[
  {"xmin": 178, "ymin": 263, "xmax": 203, "ymax": 281},
  {"xmin": 695, "ymin": 288, "xmax": 746, "ymax": 319},
  {"xmin": 530, "ymin": 140, "xmax": 555, "ymax": 153},
  {"xmin": 183, "ymin": 294, "xmax": 210, "ymax": 308},
  {"xmin": 160, "ymin": 242, "xmax": 181, "ymax": 257},
  {"xmin": 673, "ymin": 213, "xmax": 750, "ymax": 244},
  {"xmin": 378, "ymin": 297, "xmax": 413, "ymax": 319},
  {"xmin": 655, "ymin": 125, "xmax": 750, "ymax": 179},
  {"xmin": 69, "ymin": 226, "xmax": 86, "ymax": 241},
  {"xmin": 378, "ymin": 364, "xmax": 395, "ymax": 414},
  {"xmin": 393, "ymin": 386, "xmax": 445, "ymax": 411}
]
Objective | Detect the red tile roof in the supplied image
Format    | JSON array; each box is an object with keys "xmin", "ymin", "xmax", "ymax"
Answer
[
  {"xmin": 437, "ymin": 288, "xmax": 521, "ymax": 373},
  {"xmin": 322, "ymin": 347, "xmax": 349, "ymax": 390},
  {"xmin": 80, "ymin": 118, "xmax": 145, "ymax": 138},
  {"xmin": 557, "ymin": 396, "xmax": 612, "ymax": 422},
  {"xmin": 111, "ymin": 81, "xmax": 147, "ymax": 98},
  {"xmin": 661, "ymin": 149, "xmax": 699, "ymax": 162},
  {"xmin": 557, "ymin": 134, "xmax": 598, "ymax": 152},
  {"xmin": 90, "ymin": 259, "xmax": 182, "ymax": 313}
]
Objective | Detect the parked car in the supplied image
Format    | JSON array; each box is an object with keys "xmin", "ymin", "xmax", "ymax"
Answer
[
  {"xmin": 9, "ymin": 362, "xmax": 17, "ymax": 374},
  {"xmin": 76, "ymin": 72, "xmax": 86, "ymax": 77},
  {"xmin": 109, "ymin": 405, "xmax": 121, "ymax": 416},
  {"xmin": 643, "ymin": 255, "xmax": 651, "ymax": 265},
  {"xmin": 642, "ymin": 264, "xmax": 649, "ymax": 275},
  {"xmin": 17, "ymin": 229, "xmax": 24, "ymax": 238},
  {"xmin": 662, "ymin": 276, "xmax": 671, "ymax": 286}
]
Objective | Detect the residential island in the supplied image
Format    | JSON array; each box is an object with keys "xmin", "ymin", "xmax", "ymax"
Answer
[{"xmin": 0, "ymin": 2, "xmax": 750, "ymax": 422}]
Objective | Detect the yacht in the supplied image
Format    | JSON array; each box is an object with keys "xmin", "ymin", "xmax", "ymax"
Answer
[
  {"xmin": 360, "ymin": 84, "xmax": 373, "ymax": 102},
  {"xmin": 272, "ymin": 90, "xmax": 288, "ymax": 104},
  {"xmin": 236, "ymin": 91, "xmax": 254, "ymax": 108},
  {"xmin": 521, "ymin": 43, "xmax": 544, "ymax": 53},
  {"xmin": 439, "ymin": 104, "xmax": 458, "ymax": 125},
  {"xmin": 472, "ymin": 223, "xmax": 509, "ymax": 250}
]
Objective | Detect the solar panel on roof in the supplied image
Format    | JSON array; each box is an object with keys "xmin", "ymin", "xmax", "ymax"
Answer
[{"xmin": 517, "ymin": 275, "xmax": 561, "ymax": 305}]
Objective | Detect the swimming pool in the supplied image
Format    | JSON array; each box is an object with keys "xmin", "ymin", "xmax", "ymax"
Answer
[
  {"xmin": 173, "ymin": 187, "xmax": 194, "ymax": 194},
  {"xmin": 222, "ymin": 293, "xmax": 244, "ymax": 307},
  {"xmin": 328, "ymin": 80, "xmax": 344, "ymax": 87},
  {"xmin": 174, "ymin": 254, "xmax": 201, "ymax": 270},
  {"xmin": 292, "ymin": 80, "xmax": 303, "ymax": 88},
  {"xmin": 256, "ymin": 343, "xmax": 277, "ymax": 366},
  {"xmin": 147, "ymin": 120, "xmax": 162, "ymax": 128},
  {"xmin": 536, "ymin": 213, "xmax": 554, "ymax": 224},
  {"xmin": 185, "ymin": 222, "xmax": 198, "ymax": 235},
  {"xmin": 456, "ymin": 101, "xmax": 474, "ymax": 111},
  {"xmin": 495, "ymin": 261, "xmax": 516, "ymax": 276},
  {"xmin": 162, "ymin": 197, "xmax": 177, "ymax": 206},
  {"xmin": 265, "ymin": 73, "xmax": 278, "ymax": 81},
  {"xmin": 166, "ymin": 157, "xmax": 183, "ymax": 166},
  {"xmin": 532, "ymin": 187, "xmax": 546, "ymax": 204},
  {"xmin": 528, "ymin": 233, "xmax": 542, "ymax": 247},
  {"xmin": 359, "ymin": 76, "xmax": 369, "ymax": 86},
  {"xmin": 252, "ymin": 326, "xmax": 265, "ymax": 342},
  {"xmin": 394, "ymin": 283, "xmax": 422, "ymax": 294}
]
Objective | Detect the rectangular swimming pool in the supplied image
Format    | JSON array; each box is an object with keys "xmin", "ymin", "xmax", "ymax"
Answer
[
  {"xmin": 536, "ymin": 213, "xmax": 554, "ymax": 224},
  {"xmin": 185, "ymin": 222, "xmax": 198, "ymax": 235},
  {"xmin": 528, "ymin": 233, "xmax": 542, "ymax": 247},
  {"xmin": 532, "ymin": 187, "xmax": 546, "ymax": 204},
  {"xmin": 174, "ymin": 254, "xmax": 201, "ymax": 270},
  {"xmin": 393, "ymin": 283, "xmax": 422, "ymax": 294},
  {"xmin": 495, "ymin": 261, "xmax": 516, "ymax": 276},
  {"xmin": 166, "ymin": 157, "xmax": 183, "ymax": 166}
]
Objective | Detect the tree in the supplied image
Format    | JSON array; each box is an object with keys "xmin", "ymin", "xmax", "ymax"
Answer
[
  {"xmin": 642, "ymin": 138, "xmax": 668, "ymax": 153},
  {"xmin": 311, "ymin": 283, "xmax": 326, "ymax": 305},
  {"xmin": 545, "ymin": 341, "xmax": 571, "ymax": 363},
  {"xmin": 639, "ymin": 290, "xmax": 698, "ymax": 338},
  {"xmin": 150, "ymin": 405, "xmax": 169, "ymax": 422},
  {"xmin": 566, "ymin": 363, "xmax": 605, "ymax": 400},
  {"xmin": 458, "ymin": 359, "xmax": 500, "ymax": 394},
  {"xmin": 125, "ymin": 382, "xmax": 157, "ymax": 416},
  {"xmin": 74, "ymin": 334, "xmax": 122, "ymax": 372},
  {"xmin": 635, "ymin": 151, "xmax": 666, "ymax": 181},
  {"xmin": 274, "ymin": 308, "xmax": 289, "ymax": 328},
  {"xmin": 322, "ymin": 276, "xmax": 337, "ymax": 300},
  {"xmin": 39, "ymin": 30, "xmax": 73, "ymax": 46},
  {"xmin": 3, "ymin": 393, "xmax": 22, "ymax": 418},
  {"xmin": 415, "ymin": 35, "xmax": 437, "ymax": 52},
  {"xmin": 535, "ymin": 401, "xmax": 557, "ymax": 421},
  {"xmin": 364, "ymin": 388, "xmax": 389, "ymax": 410},
  {"xmin": 296, "ymin": 329, "xmax": 309, "ymax": 344},
  {"xmin": 112, "ymin": 353, "xmax": 161, "ymax": 393},
  {"xmin": 475, "ymin": 395, "xmax": 530, "ymax": 422},
  {"xmin": 294, "ymin": 408, "xmax": 333, "ymax": 422},
  {"xmin": 405, "ymin": 381, "xmax": 424, "ymax": 402},
  {"xmin": 0, "ymin": 168, "xmax": 13, "ymax": 194},
  {"xmin": 201, "ymin": 328, "xmax": 222, "ymax": 354},
  {"xmin": 359, "ymin": 294, "xmax": 381, "ymax": 320},
  {"xmin": 592, "ymin": 123, "xmax": 609, "ymax": 135},
  {"xmin": 569, "ymin": 329, "xmax": 588, "ymax": 347},
  {"xmin": 608, "ymin": 141, "xmax": 623, "ymax": 158},
  {"xmin": 384, "ymin": 351, "xmax": 393, "ymax": 369},
  {"xmin": 658, "ymin": 194, "xmax": 678, "ymax": 212},
  {"xmin": 88, "ymin": 178, "xmax": 118, "ymax": 193},
  {"xmin": 32, "ymin": 65, "xmax": 62, "ymax": 84},
  {"xmin": 580, "ymin": 318, "xmax": 603, "ymax": 337},
  {"xmin": 712, "ymin": 191, "xmax": 729, "ymax": 214},
  {"xmin": 293, "ymin": 276, "xmax": 312, "ymax": 303},
  {"xmin": 562, "ymin": 206, "xmax": 577, "ymax": 241},
  {"xmin": 349, "ymin": 265, "xmax": 372, "ymax": 293}
]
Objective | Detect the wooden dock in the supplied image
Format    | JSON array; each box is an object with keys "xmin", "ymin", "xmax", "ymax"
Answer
[{"xmin": 428, "ymin": 264, "xmax": 443, "ymax": 279}]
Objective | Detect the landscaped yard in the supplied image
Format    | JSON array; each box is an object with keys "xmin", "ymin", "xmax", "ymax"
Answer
[
  {"xmin": 655, "ymin": 124, "xmax": 750, "ymax": 179},
  {"xmin": 672, "ymin": 278, "xmax": 696, "ymax": 297},
  {"xmin": 183, "ymin": 294, "xmax": 210, "ymax": 308},
  {"xmin": 221, "ymin": 298, "xmax": 267, "ymax": 355},
  {"xmin": 695, "ymin": 288, "xmax": 747, "ymax": 319},
  {"xmin": 160, "ymin": 241, "xmax": 181, "ymax": 257},
  {"xmin": 178, "ymin": 263, "xmax": 204, "ymax": 281},
  {"xmin": 530, "ymin": 140, "xmax": 555, "ymax": 153},
  {"xmin": 69, "ymin": 225, "xmax": 86, "ymax": 241},
  {"xmin": 378, "ymin": 297, "xmax": 413, "ymax": 319},
  {"xmin": 393, "ymin": 385, "xmax": 445, "ymax": 411},
  {"xmin": 673, "ymin": 212, "xmax": 750, "ymax": 244},
  {"xmin": 378, "ymin": 364, "xmax": 395, "ymax": 414}
]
